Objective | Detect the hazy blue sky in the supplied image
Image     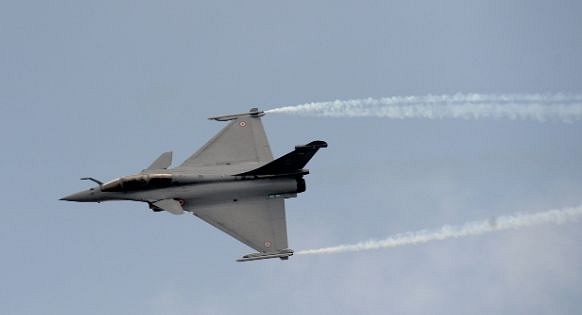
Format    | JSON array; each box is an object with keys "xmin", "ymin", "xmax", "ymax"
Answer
[{"xmin": 2, "ymin": 1, "xmax": 581, "ymax": 314}]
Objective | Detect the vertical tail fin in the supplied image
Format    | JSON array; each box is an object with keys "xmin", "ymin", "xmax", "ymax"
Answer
[{"xmin": 236, "ymin": 141, "xmax": 327, "ymax": 176}]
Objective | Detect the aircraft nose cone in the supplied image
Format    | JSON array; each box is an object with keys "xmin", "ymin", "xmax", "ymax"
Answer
[{"xmin": 60, "ymin": 190, "xmax": 95, "ymax": 202}]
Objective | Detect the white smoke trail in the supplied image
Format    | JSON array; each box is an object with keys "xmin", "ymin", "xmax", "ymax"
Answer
[
  {"xmin": 297, "ymin": 204, "xmax": 582, "ymax": 256},
  {"xmin": 267, "ymin": 93, "xmax": 582, "ymax": 122}
]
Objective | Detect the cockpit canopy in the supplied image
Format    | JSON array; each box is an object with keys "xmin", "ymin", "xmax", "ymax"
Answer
[{"xmin": 101, "ymin": 173, "xmax": 173, "ymax": 192}]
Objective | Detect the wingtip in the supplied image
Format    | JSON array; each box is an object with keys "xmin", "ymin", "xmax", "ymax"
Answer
[
  {"xmin": 236, "ymin": 249, "xmax": 294, "ymax": 262},
  {"xmin": 249, "ymin": 107, "xmax": 265, "ymax": 117},
  {"xmin": 208, "ymin": 108, "xmax": 265, "ymax": 121}
]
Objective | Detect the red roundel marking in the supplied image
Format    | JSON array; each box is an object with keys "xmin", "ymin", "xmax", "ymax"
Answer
[
  {"xmin": 264, "ymin": 241, "xmax": 272, "ymax": 248},
  {"xmin": 176, "ymin": 199, "xmax": 185, "ymax": 206},
  {"xmin": 239, "ymin": 121, "xmax": 247, "ymax": 127}
]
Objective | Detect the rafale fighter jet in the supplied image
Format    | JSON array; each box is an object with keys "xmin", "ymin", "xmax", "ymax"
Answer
[{"xmin": 61, "ymin": 108, "xmax": 327, "ymax": 262}]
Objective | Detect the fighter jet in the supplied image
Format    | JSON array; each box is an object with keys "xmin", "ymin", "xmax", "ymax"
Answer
[{"xmin": 61, "ymin": 108, "xmax": 327, "ymax": 262}]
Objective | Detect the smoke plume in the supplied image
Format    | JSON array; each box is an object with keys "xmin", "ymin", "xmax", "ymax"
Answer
[
  {"xmin": 267, "ymin": 93, "xmax": 582, "ymax": 122},
  {"xmin": 297, "ymin": 204, "xmax": 582, "ymax": 256}
]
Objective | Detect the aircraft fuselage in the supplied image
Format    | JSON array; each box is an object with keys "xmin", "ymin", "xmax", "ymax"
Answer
[{"xmin": 61, "ymin": 172, "xmax": 305, "ymax": 210}]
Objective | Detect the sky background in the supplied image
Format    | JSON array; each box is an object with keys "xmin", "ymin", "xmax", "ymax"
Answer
[{"xmin": 2, "ymin": 1, "xmax": 582, "ymax": 314}]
